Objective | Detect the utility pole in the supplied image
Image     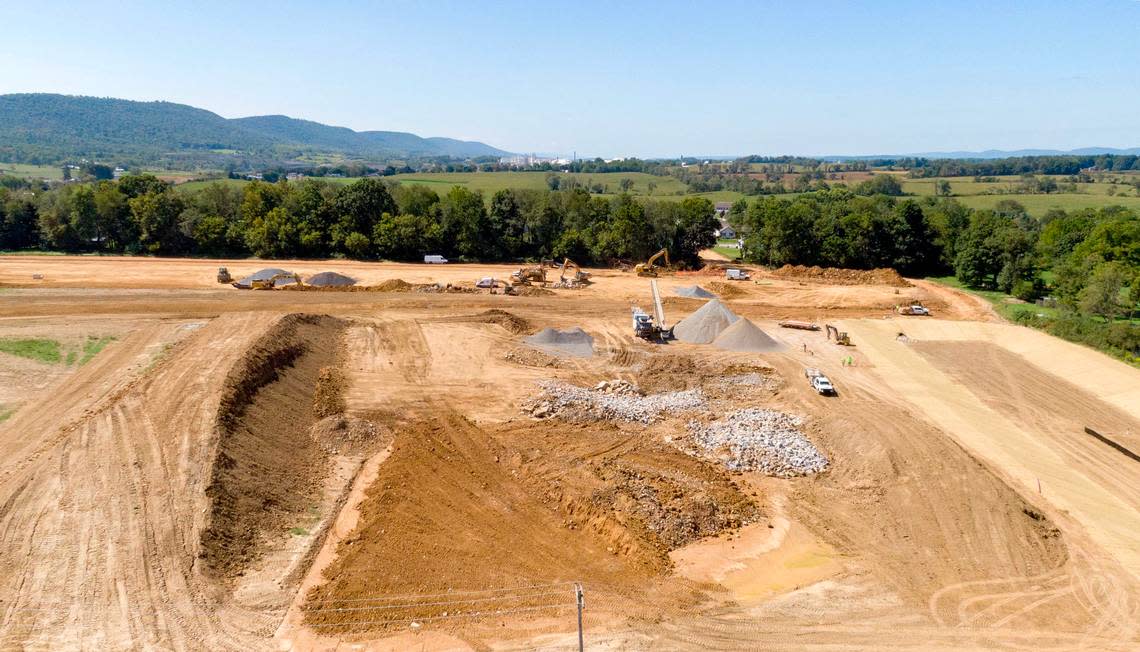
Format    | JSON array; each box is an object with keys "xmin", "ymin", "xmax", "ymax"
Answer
[{"xmin": 575, "ymin": 583, "xmax": 585, "ymax": 652}]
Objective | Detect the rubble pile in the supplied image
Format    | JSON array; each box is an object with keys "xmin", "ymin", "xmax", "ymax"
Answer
[
  {"xmin": 687, "ymin": 408, "xmax": 828, "ymax": 476},
  {"xmin": 715, "ymin": 373, "xmax": 781, "ymax": 390},
  {"xmin": 526, "ymin": 380, "xmax": 705, "ymax": 423}
]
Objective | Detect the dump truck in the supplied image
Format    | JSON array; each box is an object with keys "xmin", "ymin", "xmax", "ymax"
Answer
[
  {"xmin": 804, "ymin": 368, "xmax": 836, "ymax": 396},
  {"xmin": 725, "ymin": 268, "xmax": 750, "ymax": 281}
]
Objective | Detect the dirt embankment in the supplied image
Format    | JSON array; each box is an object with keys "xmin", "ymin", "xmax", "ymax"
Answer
[
  {"xmin": 201, "ymin": 313, "xmax": 349, "ymax": 580},
  {"xmin": 773, "ymin": 264, "xmax": 911, "ymax": 287}
]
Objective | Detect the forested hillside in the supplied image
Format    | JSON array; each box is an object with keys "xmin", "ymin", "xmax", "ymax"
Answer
[{"xmin": 0, "ymin": 94, "xmax": 508, "ymax": 168}]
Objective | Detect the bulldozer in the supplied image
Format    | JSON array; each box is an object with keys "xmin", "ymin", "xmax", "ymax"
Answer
[
  {"xmin": 250, "ymin": 273, "xmax": 302, "ymax": 290},
  {"xmin": 512, "ymin": 265, "xmax": 547, "ymax": 285},
  {"xmin": 216, "ymin": 267, "xmax": 233, "ymax": 284},
  {"xmin": 825, "ymin": 324, "xmax": 852, "ymax": 346},
  {"xmin": 634, "ymin": 248, "xmax": 671, "ymax": 277}
]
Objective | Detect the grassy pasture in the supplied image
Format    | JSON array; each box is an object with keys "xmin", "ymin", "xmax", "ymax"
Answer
[
  {"xmin": 0, "ymin": 163, "xmax": 64, "ymax": 180},
  {"xmin": 904, "ymin": 175, "xmax": 1140, "ymax": 216}
]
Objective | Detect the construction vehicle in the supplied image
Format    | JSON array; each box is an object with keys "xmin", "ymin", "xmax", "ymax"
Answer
[
  {"xmin": 804, "ymin": 368, "xmax": 836, "ymax": 396},
  {"xmin": 248, "ymin": 273, "xmax": 302, "ymax": 290},
  {"xmin": 896, "ymin": 301, "xmax": 931, "ymax": 316},
  {"xmin": 558, "ymin": 258, "xmax": 591, "ymax": 286},
  {"xmin": 216, "ymin": 267, "xmax": 232, "ymax": 284},
  {"xmin": 512, "ymin": 265, "xmax": 547, "ymax": 285},
  {"xmin": 634, "ymin": 248, "xmax": 671, "ymax": 277},
  {"xmin": 825, "ymin": 324, "xmax": 852, "ymax": 346},
  {"xmin": 631, "ymin": 279, "xmax": 673, "ymax": 341},
  {"xmin": 476, "ymin": 277, "xmax": 516, "ymax": 294},
  {"xmin": 725, "ymin": 268, "xmax": 750, "ymax": 281},
  {"xmin": 779, "ymin": 320, "xmax": 820, "ymax": 331}
]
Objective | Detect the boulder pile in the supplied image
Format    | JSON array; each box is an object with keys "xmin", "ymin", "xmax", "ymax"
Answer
[
  {"xmin": 687, "ymin": 408, "xmax": 828, "ymax": 476},
  {"xmin": 526, "ymin": 380, "xmax": 705, "ymax": 423}
]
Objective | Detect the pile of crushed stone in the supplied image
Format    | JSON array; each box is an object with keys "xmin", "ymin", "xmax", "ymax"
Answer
[
  {"xmin": 674, "ymin": 285, "xmax": 716, "ymax": 299},
  {"xmin": 687, "ymin": 408, "xmax": 828, "ymax": 476},
  {"xmin": 526, "ymin": 380, "xmax": 705, "ymax": 424},
  {"xmin": 307, "ymin": 271, "xmax": 356, "ymax": 287},
  {"xmin": 523, "ymin": 327, "xmax": 594, "ymax": 358},
  {"xmin": 713, "ymin": 318, "xmax": 785, "ymax": 352},
  {"xmin": 672, "ymin": 299, "xmax": 739, "ymax": 344}
]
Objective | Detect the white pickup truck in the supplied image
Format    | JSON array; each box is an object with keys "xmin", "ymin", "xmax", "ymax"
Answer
[{"xmin": 804, "ymin": 368, "xmax": 836, "ymax": 395}]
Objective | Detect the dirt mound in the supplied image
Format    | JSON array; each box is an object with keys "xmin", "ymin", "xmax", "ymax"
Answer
[
  {"xmin": 370, "ymin": 278, "xmax": 413, "ymax": 292},
  {"xmin": 448, "ymin": 309, "xmax": 532, "ymax": 335},
  {"xmin": 713, "ymin": 318, "xmax": 785, "ymax": 352},
  {"xmin": 512, "ymin": 285, "xmax": 555, "ymax": 297},
  {"xmin": 202, "ymin": 313, "xmax": 348, "ymax": 580},
  {"xmin": 672, "ymin": 299, "xmax": 739, "ymax": 344},
  {"xmin": 706, "ymin": 281, "xmax": 748, "ymax": 299},
  {"xmin": 523, "ymin": 327, "xmax": 594, "ymax": 358},
  {"xmin": 310, "ymin": 414, "xmax": 386, "ymax": 456},
  {"xmin": 503, "ymin": 346, "xmax": 562, "ymax": 368},
  {"xmin": 306, "ymin": 271, "xmax": 356, "ymax": 288},
  {"xmin": 773, "ymin": 264, "xmax": 911, "ymax": 287},
  {"xmin": 674, "ymin": 285, "xmax": 716, "ymax": 299},
  {"xmin": 313, "ymin": 366, "xmax": 346, "ymax": 418}
]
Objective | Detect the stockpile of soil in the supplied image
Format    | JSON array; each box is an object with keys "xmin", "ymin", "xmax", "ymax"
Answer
[
  {"xmin": 370, "ymin": 278, "xmax": 413, "ymax": 292},
  {"xmin": 523, "ymin": 327, "xmax": 594, "ymax": 357},
  {"xmin": 306, "ymin": 271, "xmax": 356, "ymax": 288},
  {"xmin": 674, "ymin": 285, "xmax": 716, "ymax": 299},
  {"xmin": 672, "ymin": 299, "xmax": 739, "ymax": 344},
  {"xmin": 502, "ymin": 346, "xmax": 562, "ymax": 368},
  {"xmin": 310, "ymin": 414, "xmax": 386, "ymax": 456},
  {"xmin": 201, "ymin": 313, "xmax": 348, "ymax": 579},
  {"xmin": 773, "ymin": 264, "xmax": 911, "ymax": 287},
  {"xmin": 707, "ymin": 281, "xmax": 748, "ymax": 299},
  {"xmin": 447, "ymin": 309, "xmax": 532, "ymax": 335},
  {"xmin": 713, "ymin": 318, "xmax": 785, "ymax": 353},
  {"xmin": 512, "ymin": 285, "xmax": 555, "ymax": 297}
]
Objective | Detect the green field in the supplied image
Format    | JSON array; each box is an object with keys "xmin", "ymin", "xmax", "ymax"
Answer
[
  {"xmin": 0, "ymin": 163, "xmax": 65, "ymax": 180},
  {"xmin": 903, "ymin": 175, "xmax": 1140, "ymax": 216}
]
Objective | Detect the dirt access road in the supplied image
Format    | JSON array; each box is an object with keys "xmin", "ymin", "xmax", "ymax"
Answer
[{"xmin": 0, "ymin": 255, "xmax": 1137, "ymax": 651}]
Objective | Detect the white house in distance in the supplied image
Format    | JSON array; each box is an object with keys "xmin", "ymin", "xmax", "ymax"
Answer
[{"xmin": 714, "ymin": 201, "xmax": 732, "ymax": 217}]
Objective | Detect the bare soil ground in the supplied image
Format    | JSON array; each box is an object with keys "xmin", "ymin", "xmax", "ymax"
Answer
[{"xmin": 0, "ymin": 255, "xmax": 1137, "ymax": 651}]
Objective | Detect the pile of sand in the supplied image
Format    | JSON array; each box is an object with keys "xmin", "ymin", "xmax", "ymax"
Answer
[
  {"xmin": 523, "ymin": 327, "xmax": 594, "ymax": 358},
  {"xmin": 674, "ymin": 285, "xmax": 716, "ymax": 299},
  {"xmin": 713, "ymin": 318, "xmax": 785, "ymax": 352},
  {"xmin": 672, "ymin": 299, "xmax": 739, "ymax": 344},
  {"xmin": 306, "ymin": 271, "xmax": 356, "ymax": 288}
]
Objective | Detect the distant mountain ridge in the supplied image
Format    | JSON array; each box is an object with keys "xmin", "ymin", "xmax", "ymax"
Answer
[{"xmin": 0, "ymin": 93, "xmax": 509, "ymax": 167}]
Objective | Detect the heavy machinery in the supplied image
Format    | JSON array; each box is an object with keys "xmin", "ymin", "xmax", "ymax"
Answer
[
  {"xmin": 512, "ymin": 265, "xmax": 547, "ymax": 285},
  {"xmin": 804, "ymin": 368, "xmax": 837, "ymax": 395},
  {"xmin": 632, "ymin": 279, "xmax": 673, "ymax": 341},
  {"xmin": 825, "ymin": 324, "xmax": 852, "ymax": 346},
  {"xmin": 249, "ymin": 273, "xmax": 302, "ymax": 290},
  {"xmin": 896, "ymin": 301, "xmax": 931, "ymax": 316},
  {"xmin": 558, "ymin": 258, "xmax": 591, "ymax": 286},
  {"xmin": 634, "ymin": 248, "xmax": 671, "ymax": 277},
  {"xmin": 216, "ymin": 267, "xmax": 232, "ymax": 284},
  {"xmin": 476, "ymin": 277, "xmax": 516, "ymax": 294}
]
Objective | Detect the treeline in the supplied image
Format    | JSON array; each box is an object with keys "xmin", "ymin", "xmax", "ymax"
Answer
[
  {"xmin": 0, "ymin": 176, "xmax": 719, "ymax": 267},
  {"xmin": 904, "ymin": 154, "xmax": 1140, "ymax": 178}
]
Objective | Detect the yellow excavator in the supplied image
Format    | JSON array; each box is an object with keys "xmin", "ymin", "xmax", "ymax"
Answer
[
  {"xmin": 825, "ymin": 324, "xmax": 853, "ymax": 346},
  {"xmin": 512, "ymin": 265, "xmax": 547, "ymax": 285},
  {"xmin": 634, "ymin": 248, "xmax": 671, "ymax": 277},
  {"xmin": 559, "ymin": 258, "xmax": 591, "ymax": 285},
  {"xmin": 250, "ymin": 273, "xmax": 302, "ymax": 290}
]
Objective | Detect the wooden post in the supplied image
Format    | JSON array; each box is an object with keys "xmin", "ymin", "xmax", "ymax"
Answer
[{"xmin": 575, "ymin": 583, "xmax": 585, "ymax": 652}]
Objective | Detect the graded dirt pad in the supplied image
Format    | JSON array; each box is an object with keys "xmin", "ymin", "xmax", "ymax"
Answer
[
  {"xmin": 672, "ymin": 298, "xmax": 739, "ymax": 344},
  {"xmin": 712, "ymin": 317, "xmax": 785, "ymax": 352},
  {"xmin": 772, "ymin": 264, "xmax": 911, "ymax": 287},
  {"xmin": 523, "ymin": 326, "xmax": 594, "ymax": 357},
  {"xmin": 202, "ymin": 313, "xmax": 348, "ymax": 580},
  {"xmin": 302, "ymin": 415, "xmax": 754, "ymax": 638},
  {"xmin": 635, "ymin": 354, "xmax": 777, "ymax": 393}
]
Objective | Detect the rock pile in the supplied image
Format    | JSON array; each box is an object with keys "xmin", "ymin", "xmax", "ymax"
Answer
[
  {"xmin": 688, "ymin": 408, "xmax": 828, "ymax": 476},
  {"xmin": 674, "ymin": 285, "xmax": 716, "ymax": 299},
  {"xmin": 712, "ymin": 318, "xmax": 785, "ymax": 353},
  {"xmin": 307, "ymin": 271, "xmax": 356, "ymax": 287},
  {"xmin": 524, "ymin": 327, "xmax": 594, "ymax": 358},
  {"xmin": 526, "ymin": 380, "xmax": 705, "ymax": 423},
  {"xmin": 672, "ymin": 299, "xmax": 739, "ymax": 344}
]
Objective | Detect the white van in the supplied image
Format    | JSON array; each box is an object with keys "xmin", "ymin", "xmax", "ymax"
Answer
[{"xmin": 423, "ymin": 255, "xmax": 448, "ymax": 264}]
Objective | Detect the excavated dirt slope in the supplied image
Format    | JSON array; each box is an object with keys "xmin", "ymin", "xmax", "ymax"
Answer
[{"xmin": 202, "ymin": 314, "xmax": 348, "ymax": 580}]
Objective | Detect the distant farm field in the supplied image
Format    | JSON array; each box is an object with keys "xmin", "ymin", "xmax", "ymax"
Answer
[
  {"xmin": 903, "ymin": 175, "xmax": 1140, "ymax": 216},
  {"xmin": 0, "ymin": 163, "xmax": 64, "ymax": 180},
  {"xmin": 390, "ymin": 171, "xmax": 689, "ymax": 197}
]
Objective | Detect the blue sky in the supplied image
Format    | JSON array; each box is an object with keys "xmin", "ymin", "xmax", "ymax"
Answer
[{"xmin": 2, "ymin": 1, "xmax": 1138, "ymax": 158}]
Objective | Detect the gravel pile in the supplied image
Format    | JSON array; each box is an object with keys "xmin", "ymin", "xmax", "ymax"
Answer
[
  {"xmin": 673, "ymin": 299, "xmax": 739, "ymax": 344},
  {"xmin": 524, "ymin": 327, "xmax": 594, "ymax": 358},
  {"xmin": 674, "ymin": 285, "xmax": 716, "ymax": 299},
  {"xmin": 688, "ymin": 408, "xmax": 828, "ymax": 476},
  {"xmin": 232, "ymin": 267, "xmax": 291, "ymax": 289},
  {"xmin": 307, "ymin": 271, "xmax": 356, "ymax": 287},
  {"xmin": 716, "ymin": 373, "xmax": 780, "ymax": 389},
  {"xmin": 527, "ymin": 380, "xmax": 706, "ymax": 423},
  {"xmin": 712, "ymin": 318, "xmax": 785, "ymax": 353}
]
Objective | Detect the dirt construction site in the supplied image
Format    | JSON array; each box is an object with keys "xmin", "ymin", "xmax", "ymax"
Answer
[{"xmin": 1, "ymin": 254, "xmax": 1139, "ymax": 651}]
